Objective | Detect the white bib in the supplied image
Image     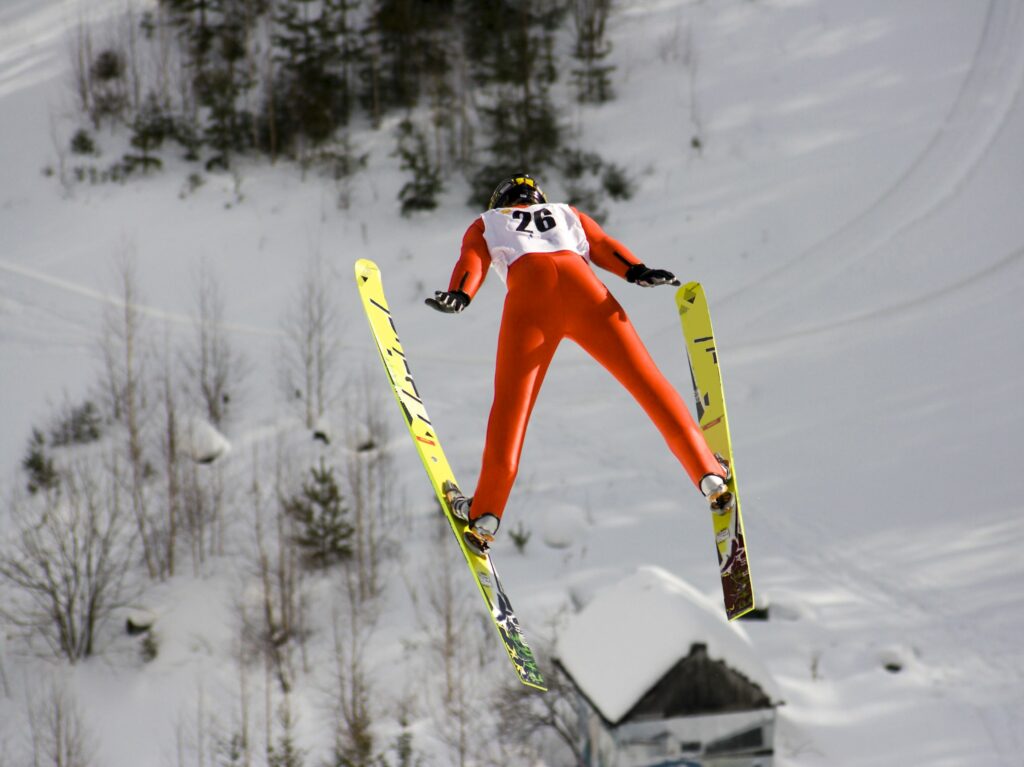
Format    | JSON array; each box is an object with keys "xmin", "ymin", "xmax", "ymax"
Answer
[{"xmin": 480, "ymin": 203, "xmax": 590, "ymax": 283}]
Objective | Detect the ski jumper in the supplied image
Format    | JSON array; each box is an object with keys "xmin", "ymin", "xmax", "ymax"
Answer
[{"xmin": 447, "ymin": 203, "xmax": 723, "ymax": 521}]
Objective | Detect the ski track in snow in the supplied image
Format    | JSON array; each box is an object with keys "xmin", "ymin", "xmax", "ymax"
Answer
[
  {"xmin": 728, "ymin": 241, "xmax": 1024, "ymax": 355},
  {"xmin": 759, "ymin": 496, "xmax": 1024, "ymax": 763},
  {"xmin": 0, "ymin": 0, "xmax": 128, "ymax": 99},
  {"xmin": 719, "ymin": 0, "xmax": 1024, "ymax": 328},
  {"xmin": 0, "ymin": 256, "xmax": 288, "ymax": 340}
]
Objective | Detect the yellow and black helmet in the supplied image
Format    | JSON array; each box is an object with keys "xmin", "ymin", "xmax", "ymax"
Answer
[{"xmin": 488, "ymin": 173, "xmax": 546, "ymax": 209}]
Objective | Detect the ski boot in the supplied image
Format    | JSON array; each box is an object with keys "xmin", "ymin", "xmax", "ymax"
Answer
[
  {"xmin": 464, "ymin": 514, "xmax": 500, "ymax": 555},
  {"xmin": 442, "ymin": 480, "xmax": 499, "ymax": 554},
  {"xmin": 700, "ymin": 473, "xmax": 735, "ymax": 516}
]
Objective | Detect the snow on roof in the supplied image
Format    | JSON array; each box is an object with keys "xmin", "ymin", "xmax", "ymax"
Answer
[{"xmin": 555, "ymin": 565, "xmax": 778, "ymax": 725}]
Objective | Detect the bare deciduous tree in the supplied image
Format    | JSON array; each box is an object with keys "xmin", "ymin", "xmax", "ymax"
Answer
[
  {"xmin": 27, "ymin": 680, "xmax": 97, "ymax": 767},
  {"xmin": 172, "ymin": 677, "xmax": 251, "ymax": 767},
  {"xmin": 242, "ymin": 454, "xmax": 308, "ymax": 695},
  {"xmin": 185, "ymin": 260, "xmax": 247, "ymax": 428},
  {"xmin": 159, "ymin": 334, "xmax": 182, "ymax": 579},
  {"xmin": 495, "ymin": 657, "xmax": 586, "ymax": 766},
  {"xmin": 405, "ymin": 529, "xmax": 489, "ymax": 767},
  {"xmin": 0, "ymin": 462, "xmax": 135, "ymax": 662},
  {"xmin": 342, "ymin": 377, "xmax": 395, "ymax": 603},
  {"xmin": 181, "ymin": 456, "xmax": 227, "ymax": 573},
  {"xmin": 100, "ymin": 251, "xmax": 165, "ymax": 580},
  {"xmin": 266, "ymin": 693, "xmax": 304, "ymax": 767},
  {"xmin": 0, "ymin": 637, "xmax": 10, "ymax": 698},
  {"xmin": 69, "ymin": 21, "xmax": 95, "ymax": 124},
  {"xmin": 279, "ymin": 256, "xmax": 340, "ymax": 430},
  {"xmin": 327, "ymin": 579, "xmax": 379, "ymax": 767}
]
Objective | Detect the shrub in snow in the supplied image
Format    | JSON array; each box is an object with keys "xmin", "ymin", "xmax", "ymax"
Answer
[
  {"xmin": 70, "ymin": 128, "xmax": 97, "ymax": 156},
  {"xmin": 21, "ymin": 429, "xmax": 59, "ymax": 495},
  {"xmin": 509, "ymin": 521, "xmax": 532, "ymax": 554},
  {"xmin": 49, "ymin": 399, "xmax": 104, "ymax": 447},
  {"xmin": 602, "ymin": 162, "xmax": 635, "ymax": 201},
  {"xmin": 18, "ymin": 399, "xmax": 105, "ymax": 494},
  {"xmin": 140, "ymin": 632, "xmax": 159, "ymax": 663}
]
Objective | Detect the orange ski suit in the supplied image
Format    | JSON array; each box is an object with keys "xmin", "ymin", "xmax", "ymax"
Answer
[{"xmin": 446, "ymin": 207, "xmax": 722, "ymax": 522}]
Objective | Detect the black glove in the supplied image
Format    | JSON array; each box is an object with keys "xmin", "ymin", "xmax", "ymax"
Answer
[
  {"xmin": 625, "ymin": 263, "xmax": 681, "ymax": 287},
  {"xmin": 425, "ymin": 290, "xmax": 470, "ymax": 314}
]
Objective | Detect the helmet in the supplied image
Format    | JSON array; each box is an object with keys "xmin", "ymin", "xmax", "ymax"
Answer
[{"xmin": 488, "ymin": 173, "xmax": 546, "ymax": 209}]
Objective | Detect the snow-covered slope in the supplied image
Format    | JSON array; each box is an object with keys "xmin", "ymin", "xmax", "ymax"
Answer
[{"xmin": 3, "ymin": 1, "xmax": 1024, "ymax": 765}]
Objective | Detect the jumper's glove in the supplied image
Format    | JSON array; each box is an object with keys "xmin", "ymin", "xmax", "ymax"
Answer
[
  {"xmin": 625, "ymin": 263, "xmax": 681, "ymax": 287},
  {"xmin": 426, "ymin": 290, "xmax": 471, "ymax": 314}
]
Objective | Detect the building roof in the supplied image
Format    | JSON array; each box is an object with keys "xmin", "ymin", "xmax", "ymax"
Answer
[{"xmin": 554, "ymin": 566, "xmax": 779, "ymax": 725}]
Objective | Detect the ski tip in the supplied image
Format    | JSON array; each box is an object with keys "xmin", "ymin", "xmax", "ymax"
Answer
[
  {"xmin": 675, "ymin": 281, "xmax": 702, "ymax": 308},
  {"xmin": 354, "ymin": 258, "xmax": 379, "ymax": 280}
]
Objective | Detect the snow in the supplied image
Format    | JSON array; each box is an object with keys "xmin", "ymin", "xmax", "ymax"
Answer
[
  {"xmin": 2, "ymin": 0, "xmax": 1024, "ymax": 764},
  {"xmin": 555, "ymin": 565, "xmax": 778, "ymax": 725},
  {"xmin": 182, "ymin": 417, "xmax": 231, "ymax": 464},
  {"xmin": 541, "ymin": 503, "xmax": 589, "ymax": 549}
]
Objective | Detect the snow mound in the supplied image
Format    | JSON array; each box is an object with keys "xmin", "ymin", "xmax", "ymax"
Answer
[
  {"xmin": 542, "ymin": 503, "xmax": 589, "ymax": 548},
  {"xmin": 182, "ymin": 417, "xmax": 231, "ymax": 464}
]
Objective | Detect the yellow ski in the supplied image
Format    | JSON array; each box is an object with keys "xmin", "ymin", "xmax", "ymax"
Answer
[
  {"xmin": 354, "ymin": 258, "xmax": 546, "ymax": 690},
  {"xmin": 677, "ymin": 282, "xmax": 755, "ymax": 620}
]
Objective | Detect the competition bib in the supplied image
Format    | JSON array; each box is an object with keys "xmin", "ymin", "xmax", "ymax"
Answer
[{"xmin": 480, "ymin": 203, "xmax": 590, "ymax": 282}]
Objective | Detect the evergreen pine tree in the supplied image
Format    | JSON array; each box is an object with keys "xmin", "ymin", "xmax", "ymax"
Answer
[
  {"xmin": 124, "ymin": 92, "xmax": 173, "ymax": 173},
  {"xmin": 270, "ymin": 0, "xmax": 356, "ymax": 156},
  {"xmin": 571, "ymin": 0, "xmax": 615, "ymax": 104},
  {"xmin": 561, "ymin": 147, "xmax": 607, "ymax": 221},
  {"xmin": 160, "ymin": 0, "xmax": 216, "ymax": 84},
  {"xmin": 283, "ymin": 459, "xmax": 353, "ymax": 570},
  {"xmin": 159, "ymin": 0, "xmax": 261, "ymax": 169},
  {"xmin": 89, "ymin": 48, "xmax": 129, "ymax": 125},
  {"xmin": 200, "ymin": 0, "xmax": 259, "ymax": 169},
  {"xmin": 462, "ymin": 0, "xmax": 568, "ymax": 206},
  {"xmin": 360, "ymin": 0, "xmax": 455, "ymax": 122},
  {"xmin": 395, "ymin": 118, "xmax": 443, "ymax": 215}
]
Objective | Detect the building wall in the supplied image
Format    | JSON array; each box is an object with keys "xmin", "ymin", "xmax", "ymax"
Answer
[{"xmin": 582, "ymin": 708, "xmax": 775, "ymax": 767}]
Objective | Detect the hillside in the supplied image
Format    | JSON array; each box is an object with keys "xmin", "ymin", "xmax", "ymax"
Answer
[{"xmin": 3, "ymin": 1, "xmax": 1024, "ymax": 765}]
